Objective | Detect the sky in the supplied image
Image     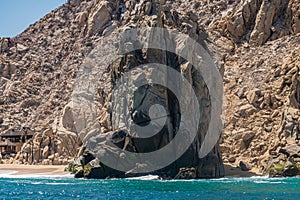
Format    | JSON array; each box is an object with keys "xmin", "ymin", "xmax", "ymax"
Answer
[{"xmin": 0, "ymin": 0, "xmax": 66, "ymax": 37}]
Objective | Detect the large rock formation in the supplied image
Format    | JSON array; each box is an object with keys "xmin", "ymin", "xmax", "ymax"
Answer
[
  {"xmin": 0, "ymin": 0, "xmax": 225, "ymax": 179},
  {"xmin": 0, "ymin": 0, "xmax": 299, "ymax": 178},
  {"xmin": 68, "ymin": 1, "xmax": 224, "ymax": 179}
]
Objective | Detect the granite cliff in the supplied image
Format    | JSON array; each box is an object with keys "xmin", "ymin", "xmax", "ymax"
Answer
[{"xmin": 0, "ymin": 0, "xmax": 299, "ymax": 178}]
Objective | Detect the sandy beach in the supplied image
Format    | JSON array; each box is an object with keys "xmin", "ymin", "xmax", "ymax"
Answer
[
  {"xmin": 0, "ymin": 164, "xmax": 70, "ymax": 176},
  {"xmin": 224, "ymin": 164, "xmax": 261, "ymax": 177}
]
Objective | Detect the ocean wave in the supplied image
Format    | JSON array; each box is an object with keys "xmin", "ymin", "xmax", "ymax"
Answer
[
  {"xmin": 0, "ymin": 170, "xmax": 18, "ymax": 178},
  {"xmin": 126, "ymin": 175, "xmax": 161, "ymax": 180},
  {"xmin": 45, "ymin": 182, "xmax": 72, "ymax": 185},
  {"xmin": 253, "ymin": 180, "xmax": 286, "ymax": 184},
  {"xmin": 0, "ymin": 172, "xmax": 74, "ymax": 179}
]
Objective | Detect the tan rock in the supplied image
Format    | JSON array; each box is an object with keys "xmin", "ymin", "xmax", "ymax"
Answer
[
  {"xmin": 16, "ymin": 43, "xmax": 29, "ymax": 53},
  {"xmin": 0, "ymin": 38, "xmax": 10, "ymax": 52},
  {"xmin": 87, "ymin": 2, "xmax": 111, "ymax": 36},
  {"xmin": 40, "ymin": 136, "xmax": 50, "ymax": 148},
  {"xmin": 48, "ymin": 154, "xmax": 55, "ymax": 160},
  {"xmin": 43, "ymin": 128, "xmax": 54, "ymax": 137},
  {"xmin": 246, "ymin": 88, "xmax": 261, "ymax": 105},
  {"xmin": 42, "ymin": 159, "xmax": 50, "ymax": 165},
  {"xmin": 77, "ymin": 11, "xmax": 88, "ymax": 26},
  {"xmin": 239, "ymin": 104, "xmax": 256, "ymax": 117},
  {"xmin": 42, "ymin": 146, "xmax": 49, "ymax": 159},
  {"xmin": 228, "ymin": 156, "xmax": 236, "ymax": 163},
  {"xmin": 144, "ymin": 2, "xmax": 153, "ymax": 15},
  {"xmin": 62, "ymin": 104, "xmax": 76, "ymax": 132}
]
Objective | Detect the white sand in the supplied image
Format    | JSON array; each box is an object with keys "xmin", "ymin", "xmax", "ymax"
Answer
[{"xmin": 0, "ymin": 164, "xmax": 70, "ymax": 177}]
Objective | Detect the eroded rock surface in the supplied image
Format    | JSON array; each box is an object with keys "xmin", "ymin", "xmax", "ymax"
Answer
[
  {"xmin": 0, "ymin": 0, "xmax": 299, "ymax": 177},
  {"xmin": 69, "ymin": 1, "xmax": 224, "ymax": 179}
]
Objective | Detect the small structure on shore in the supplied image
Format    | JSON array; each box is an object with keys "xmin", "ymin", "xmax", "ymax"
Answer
[
  {"xmin": 0, "ymin": 127, "xmax": 34, "ymax": 156},
  {"xmin": 0, "ymin": 139, "xmax": 16, "ymax": 156}
]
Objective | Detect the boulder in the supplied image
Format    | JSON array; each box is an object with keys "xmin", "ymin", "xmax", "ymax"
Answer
[
  {"xmin": 239, "ymin": 160, "xmax": 251, "ymax": 171},
  {"xmin": 0, "ymin": 38, "xmax": 10, "ymax": 52},
  {"xmin": 246, "ymin": 88, "xmax": 261, "ymax": 105},
  {"xmin": 42, "ymin": 159, "xmax": 50, "ymax": 165},
  {"xmin": 42, "ymin": 146, "xmax": 49, "ymax": 159},
  {"xmin": 239, "ymin": 104, "xmax": 256, "ymax": 117},
  {"xmin": 48, "ymin": 154, "xmax": 55, "ymax": 160},
  {"xmin": 242, "ymin": 131, "xmax": 255, "ymax": 148},
  {"xmin": 174, "ymin": 168, "xmax": 197, "ymax": 179},
  {"xmin": 279, "ymin": 144, "xmax": 300, "ymax": 158},
  {"xmin": 87, "ymin": 1, "xmax": 111, "ymax": 36},
  {"xmin": 62, "ymin": 104, "xmax": 76, "ymax": 132},
  {"xmin": 77, "ymin": 11, "xmax": 88, "ymax": 26},
  {"xmin": 221, "ymin": 0, "xmax": 299, "ymax": 45},
  {"xmin": 53, "ymin": 157, "xmax": 61, "ymax": 165},
  {"xmin": 16, "ymin": 43, "xmax": 29, "ymax": 53},
  {"xmin": 249, "ymin": 0, "xmax": 276, "ymax": 45},
  {"xmin": 282, "ymin": 164, "xmax": 299, "ymax": 177}
]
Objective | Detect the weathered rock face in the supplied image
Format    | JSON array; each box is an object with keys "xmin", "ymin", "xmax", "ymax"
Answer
[
  {"xmin": 12, "ymin": 127, "xmax": 80, "ymax": 165},
  {"xmin": 0, "ymin": 0, "xmax": 299, "ymax": 178},
  {"xmin": 0, "ymin": 0, "xmax": 224, "ymax": 179},
  {"xmin": 212, "ymin": 0, "xmax": 300, "ymax": 45},
  {"xmin": 220, "ymin": 35, "xmax": 300, "ymax": 176},
  {"xmin": 86, "ymin": 0, "xmax": 113, "ymax": 36},
  {"xmin": 69, "ymin": 1, "xmax": 224, "ymax": 179}
]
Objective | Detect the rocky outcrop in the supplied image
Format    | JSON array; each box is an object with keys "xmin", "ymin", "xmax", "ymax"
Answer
[
  {"xmin": 212, "ymin": 0, "xmax": 300, "ymax": 45},
  {"xmin": 0, "ymin": 38, "xmax": 11, "ymax": 53},
  {"xmin": 86, "ymin": 0, "xmax": 113, "ymax": 36},
  {"xmin": 12, "ymin": 127, "xmax": 80, "ymax": 165},
  {"xmin": 68, "ymin": 0, "xmax": 224, "ymax": 179}
]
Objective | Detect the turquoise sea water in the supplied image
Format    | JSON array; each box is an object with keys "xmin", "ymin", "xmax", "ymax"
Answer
[{"xmin": 0, "ymin": 176, "xmax": 299, "ymax": 200}]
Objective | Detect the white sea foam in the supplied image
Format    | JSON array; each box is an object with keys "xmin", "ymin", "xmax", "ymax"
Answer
[
  {"xmin": 0, "ymin": 171, "xmax": 73, "ymax": 179},
  {"xmin": 253, "ymin": 180, "xmax": 286, "ymax": 184},
  {"xmin": 126, "ymin": 175, "xmax": 161, "ymax": 180},
  {"xmin": 12, "ymin": 174, "xmax": 74, "ymax": 179},
  {"xmin": 45, "ymin": 182, "xmax": 72, "ymax": 185},
  {"xmin": 0, "ymin": 170, "xmax": 18, "ymax": 177}
]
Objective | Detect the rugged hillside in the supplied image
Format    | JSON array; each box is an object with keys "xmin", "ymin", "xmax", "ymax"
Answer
[
  {"xmin": 1, "ymin": 0, "xmax": 225, "ymax": 179},
  {"xmin": 211, "ymin": 0, "xmax": 300, "ymax": 176},
  {"xmin": 0, "ymin": 0, "xmax": 299, "ymax": 177},
  {"xmin": 179, "ymin": 0, "xmax": 300, "ymax": 176},
  {"xmin": 221, "ymin": 35, "xmax": 300, "ymax": 176}
]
